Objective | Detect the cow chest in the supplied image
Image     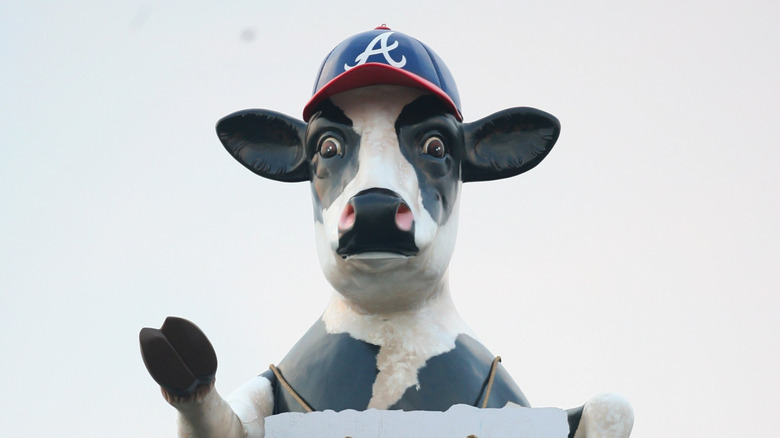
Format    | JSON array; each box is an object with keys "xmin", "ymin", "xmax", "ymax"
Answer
[{"xmin": 262, "ymin": 318, "xmax": 530, "ymax": 414}]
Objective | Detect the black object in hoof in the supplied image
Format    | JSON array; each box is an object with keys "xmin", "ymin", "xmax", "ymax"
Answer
[{"xmin": 139, "ymin": 316, "xmax": 218, "ymax": 396}]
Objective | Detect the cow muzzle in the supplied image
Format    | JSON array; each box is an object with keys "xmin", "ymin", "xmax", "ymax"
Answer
[{"xmin": 336, "ymin": 188, "xmax": 418, "ymax": 259}]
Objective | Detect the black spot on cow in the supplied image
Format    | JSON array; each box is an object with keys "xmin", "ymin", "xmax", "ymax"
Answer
[
  {"xmin": 306, "ymin": 100, "xmax": 361, "ymax": 219},
  {"xmin": 395, "ymin": 95, "xmax": 463, "ymax": 225}
]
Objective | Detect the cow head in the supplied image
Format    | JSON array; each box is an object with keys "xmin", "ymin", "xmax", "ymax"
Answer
[{"xmin": 217, "ymin": 28, "xmax": 560, "ymax": 313}]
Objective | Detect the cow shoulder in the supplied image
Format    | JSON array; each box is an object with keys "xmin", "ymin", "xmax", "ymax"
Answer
[{"xmin": 271, "ymin": 318, "xmax": 379, "ymax": 413}]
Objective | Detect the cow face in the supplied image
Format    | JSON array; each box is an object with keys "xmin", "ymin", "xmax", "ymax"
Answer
[
  {"xmin": 308, "ymin": 86, "xmax": 462, "ymax": 312},
  {"xmin": 217, "ymin": 86, "xmax": 560, "ymax": 313}
]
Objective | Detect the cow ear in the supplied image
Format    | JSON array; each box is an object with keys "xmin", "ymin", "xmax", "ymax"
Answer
[
  {"xmin": 461, "ymin": 107, "xmax": 560, "ymax": 182},
  {"xmin": 216, "ymin": 109, "xmax": 310, "ymax": 182}
]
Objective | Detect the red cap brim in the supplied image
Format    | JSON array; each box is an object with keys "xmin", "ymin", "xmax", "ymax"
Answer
[{"xmin": 303, "ymin": 63, "xmax": 463, "ymax": 122}]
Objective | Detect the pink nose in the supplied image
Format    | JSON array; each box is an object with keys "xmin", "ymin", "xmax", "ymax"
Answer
[
  {"xmin": 338, "ymin": 203, "xmax": 356, "ymax": 231},
  {"xmin": 395, "ymin": 203, "xmax": 413, "ymax": 232}
]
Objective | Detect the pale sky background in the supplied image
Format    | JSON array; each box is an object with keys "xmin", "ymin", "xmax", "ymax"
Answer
[{"xmin": 1, "ymin": 1, "xmax": 778, "ymax": 436}]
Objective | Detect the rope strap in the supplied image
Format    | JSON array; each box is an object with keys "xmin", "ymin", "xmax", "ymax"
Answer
[
  {"xmin": 269, "ymin": 364, "xmax": 313, "ymax": 413},
  {"xmin": 481, "ymin": 356, "xmax": 502, "ymax": 408}
]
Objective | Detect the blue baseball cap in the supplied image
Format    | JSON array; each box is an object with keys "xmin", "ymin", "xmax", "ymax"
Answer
[{"xmin": 303, "ymin": 26, "xmax": 462, "ymax": 122}]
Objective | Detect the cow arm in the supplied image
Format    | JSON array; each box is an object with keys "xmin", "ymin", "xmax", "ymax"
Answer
[
  {"xmin": 167, "ymin": 383, "xmax": 245, "ymax": 437},
  {"xmin": 168, "ymin": 376, "xmax": 273, "ymax": 438},
  {"xmin": 572, "ymin": 393, "xmax": 634, "ymax": 438},
  {"xmin": 140, "ymin": 317, "xmax": 273, "ymax": 438},
  {"xmin": 225, "ymin": 375, "xmax": 275, "ymax": 436}
]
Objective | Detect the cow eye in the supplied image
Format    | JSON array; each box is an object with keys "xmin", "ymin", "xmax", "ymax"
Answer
[
  {"xmin": 422, "ymin": 136, "xmax": 446, "ymax": 158},
  {"xmin": 318, "ymin": 135, "xmax": 342, "ymax": 158}
]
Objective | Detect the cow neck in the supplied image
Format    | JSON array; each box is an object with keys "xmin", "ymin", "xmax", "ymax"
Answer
[{"xmin": 321, "ymin": 278, "xmax": 475, "ymax": 350}]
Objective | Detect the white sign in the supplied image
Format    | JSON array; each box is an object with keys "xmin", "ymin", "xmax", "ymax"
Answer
[{"xmin": 265, "ymin": 404, "xmax": 569, "ymax": 438}]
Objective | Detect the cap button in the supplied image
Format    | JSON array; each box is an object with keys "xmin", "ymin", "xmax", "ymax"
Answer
[{"xmin": 375, "ymin": 24, "xmax": 391, "ymax": 30}]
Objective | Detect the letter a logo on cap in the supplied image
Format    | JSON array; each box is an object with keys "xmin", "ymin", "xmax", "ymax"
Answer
[{"xmin": 344, "ymin": 31, "xmax": 407, "ymax": 71}]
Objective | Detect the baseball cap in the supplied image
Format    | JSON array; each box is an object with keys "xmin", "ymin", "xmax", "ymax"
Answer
[{"xmin": 303, "ymin": 26, "xmax": 462, "ymax": 122}]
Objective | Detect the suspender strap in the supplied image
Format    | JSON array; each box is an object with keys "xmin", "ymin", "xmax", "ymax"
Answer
[
  {"xmin": 481, "ymin": 356, "xmax": 502, "ymax": 408},
  {"xmin": 269, "ymin": 364, "xmax": 314, "ymax": 413}
]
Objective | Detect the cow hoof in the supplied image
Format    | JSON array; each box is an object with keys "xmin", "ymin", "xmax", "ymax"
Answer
[{"xmin": 139, "ymin": 316, "xmax": 217, "ymax": 397}]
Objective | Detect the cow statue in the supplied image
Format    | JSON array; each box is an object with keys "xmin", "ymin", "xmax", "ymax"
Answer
[{"xmin": 140, "ymin": 26, "xmax": 634, "ymax": 438}]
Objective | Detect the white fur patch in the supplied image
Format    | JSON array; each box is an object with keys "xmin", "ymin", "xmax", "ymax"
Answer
[{"xmin": 322, "ymin": 285, "xmax": 475, "ymax": 409}]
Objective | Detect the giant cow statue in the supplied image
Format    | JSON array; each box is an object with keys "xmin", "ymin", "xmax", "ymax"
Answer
[{"xmin": 140, "ymin": 27, "xmax": 634, "ymax": 438}]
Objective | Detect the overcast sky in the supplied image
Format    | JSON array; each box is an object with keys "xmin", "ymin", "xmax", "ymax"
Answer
[{"xmin": 1, "ymin": 1, "xmax": 778, "ymax": 436}]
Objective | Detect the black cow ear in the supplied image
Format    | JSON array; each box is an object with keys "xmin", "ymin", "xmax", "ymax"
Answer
[
  {"xmin": 462, "ymin": 107, "xmax": 560, "ymax": 182},
  {"xmin": 216, "ymin": 109, "xmax": 310, "ymax": 182}
]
